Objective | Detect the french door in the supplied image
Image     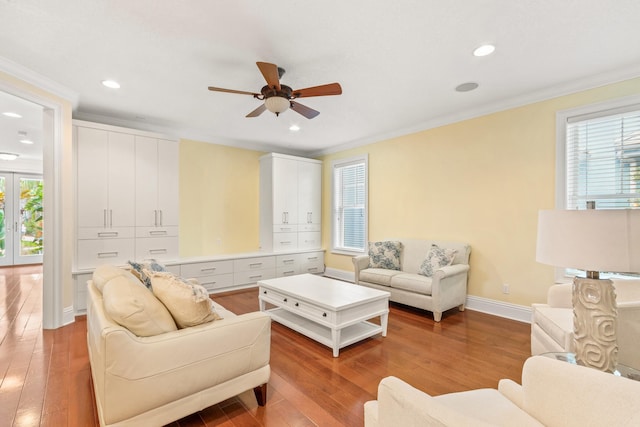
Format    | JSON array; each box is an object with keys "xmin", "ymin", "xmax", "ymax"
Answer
[{"xmin": 0, "ymin": 172, "xmax": 44, "ymax": 266}]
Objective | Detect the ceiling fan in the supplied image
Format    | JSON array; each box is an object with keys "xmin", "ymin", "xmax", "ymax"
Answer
[{"xmin": 208, "ymin": 62, "xmax": 342, "ymax": 119}]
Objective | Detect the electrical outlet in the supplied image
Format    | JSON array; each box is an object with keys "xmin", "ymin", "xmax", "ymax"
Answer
[{"xmin": 502, "ymin": 284, "xmax": 510, "ymax": 294}]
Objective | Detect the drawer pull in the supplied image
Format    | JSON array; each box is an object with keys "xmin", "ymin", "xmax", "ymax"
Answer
[
  {"xmin": 283, "ymin": 270, "xmax": 295, "ymax": 275},
  {"xmin": 97, "ymin": 232, "xmax": 118, "ymax": 237},
  {"xmin": 249, "ymin": 263, "xmax": 263, "ymax": 268},
  {"xmin": 202, "ymin": 281, "xmax": 217, "ymax": 285},
  {"xmin": 280, "ymin": 241, "xmax": 292, "ymax": 245},
  {"xmin": 283, "ymin": 298, "xmax": 288, "ymax": 302},
  {"xmin": 295, "ymin": 302, "xmax": 299, "ymax": 307},
  {"xmin": 283, "ymin": 258, "xmax": 295, "ymax": 263},
  {"xmin": 322, "ymin": 312, "xmax": 327, "ymax": 317},
  {"xmin": 308, "ymin": 267, "xmax": 318, "ymax": 272},
  {"xmin": 98, "ymin": 251, "xmax": 118, "ymax": 258},
  {"xmin": 149, "ymin": 249, "xmax": 167, "ymax": 254},
  {"xmin": 150, "ymin": 230, "xmax": 167, "ymax": 236},
  {"xmin": 200, "ymin": 267, "xmax": 217, "ymax": 272},
  {"xmin": 263, "ymin": 290, "xmax": 267, "ymax": 294},
  {"xmin": 250, "ymin": 275, "xmax": 262, "ymax": 279},
  {"xmin": 307, "ymin": 256, "xmax": 318, "ymax": 260}
]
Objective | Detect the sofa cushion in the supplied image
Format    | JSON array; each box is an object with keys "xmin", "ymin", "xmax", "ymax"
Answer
[
  {"xmin": 360, "ymin": 268, "xmax": 402, "ymax": 286},
  {"xmin": 532, "ymin": 305, "xmax": 573, "ymax": 349},
  {"xmin": 368, "ymin": 241, "xmax": 402, "ymax": 270},
  {"xmin": 128, "ymin": 259, "xmax": 167, "ymax": 288},
  {"xmin": 389, "ymin": 273, "xmax": 433, "ymax": 295},
  {"xmin": 149, "ymin": 271, "xmax": 222, "ymax": 328},
  {"xmin": 93, "ymin": 264, "xmax": 141, "ymax": 293},
  {"xmin": 102, "ymin": 275, "xmax": 178, "ymax": 337},
  {"xmin": 419, "ymin": 244, "xmax": 456, "ymax": 277}
]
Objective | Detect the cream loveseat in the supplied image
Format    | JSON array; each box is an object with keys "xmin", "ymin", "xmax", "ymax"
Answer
[
  {"xmin": 365, "ymin": 355, "xmax": 640, "ymax": 426},
  {"xmin": 87, "ymin": 265, "xmax": 271, "ymax": 427},
  {"xmin": 531, "ymin": 279, "xmax": 640, "ymax": 370},
  {"xmin": 352, "ymin": 240, "xmax": 471, "ymax": 321}
]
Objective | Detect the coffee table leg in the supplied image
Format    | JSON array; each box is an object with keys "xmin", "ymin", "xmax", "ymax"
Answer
[
  {"xmin": 258, "ymin": 297, "xmax": 265, "ymax": 312},
  {"xmin": 331, "ymin": 328, "xmax": 341, "ymax": 357},
  {"xmin": 381, "ymin": 312, "xmax": 389, "ymax": 337}
]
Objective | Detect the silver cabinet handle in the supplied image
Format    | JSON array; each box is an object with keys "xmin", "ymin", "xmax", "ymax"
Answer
[
  {"xmin": 159, "ymin": 209, "xmax": 163, "ymax": 226},
  {"xmin": 200, "ymin": 267, "xmax": 217, "ymax": 272},
  {"xmin": 98, "ymin": 251, "xmax": 118, "ymax": 258},
  {"xmin": 249, "ymin": 275, "xmax": 262, "ymax": 279},
  {"xmin": 103, "ymin": 209, "xmax": 107, "ymax": 228},
  {"xmin": 249, "ymin": 262, "xmax": 263, "ymax": 268},
  {"xmin": 149, "ymin": 230, "xmax": 167, "ymax": 236},
  {"xmin": 149, "ymin": 249, "xmax": 168, "ymax": 254},
  {"xmin": 154, "ymin": 210, "xmax": 158, "ymax": 227},
  {"xmin": 97, "ymin": 231, "xmax": 118, "ymax": 238},
  {"xmin": 110, "ymin": 210, "xmax": 113, "ymax": 227}
]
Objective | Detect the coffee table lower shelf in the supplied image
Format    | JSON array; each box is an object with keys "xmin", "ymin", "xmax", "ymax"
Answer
[{"xmin": 265, "ymin": 307, "xmax": 383, "ymax": 356}]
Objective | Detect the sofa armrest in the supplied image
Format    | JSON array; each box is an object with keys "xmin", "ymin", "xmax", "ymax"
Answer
[
  {"xmin": 373, "ymin": 376, "xmax": 493, "ymax": 427},
  {"xmin": 433, "ymin": 263, "xmax": 469, "ymax": 280},
  {"xmin": 352, "ymin": 255, "xmax": 370, "ymax": 284},
  {"xmin": 497, "ymin": 379, "xmax": 524, "ymax": 410},
  {"xmin": 546, "ymin": 283, "xmax": 573, "ymax": 308}
]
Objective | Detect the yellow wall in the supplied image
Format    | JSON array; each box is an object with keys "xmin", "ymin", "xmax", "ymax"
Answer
[
  {"xmin": 321, "ymin": 77, "xmax": 640, "ymax": 306},
  {"xmin": 179, "ymin": 139, "xmax": 264, "ymax": 256}
]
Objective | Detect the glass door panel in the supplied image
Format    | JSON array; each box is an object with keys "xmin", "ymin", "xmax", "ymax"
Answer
[
  {"xmin": 0, "ymin": 173, "xmax": 15, "ymax": 267},
  {"xmin": 15, "ymin": 175, "xmax": 43, "ymax": 264}
]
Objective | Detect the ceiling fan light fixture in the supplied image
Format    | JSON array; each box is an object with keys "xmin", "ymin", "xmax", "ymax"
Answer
[{"xmin": 264, "ymin": 96, "xmax": 290, "ymax": 116}]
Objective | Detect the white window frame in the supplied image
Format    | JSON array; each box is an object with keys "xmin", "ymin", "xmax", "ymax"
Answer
[
  {"xmin": 331, "ymin": 154, "xmax": 368, "ymax": 255},
  {"xmin": 555, "ymin": 94, "xmax": 640, "ymax": 280}
]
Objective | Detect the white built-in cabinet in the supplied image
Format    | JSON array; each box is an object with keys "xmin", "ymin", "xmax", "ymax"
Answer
[
  {"xmin": 134, "ymin": 136, "xmax": 180, "ymax": 260},
  {"xmin": 74, "ymin": 120, "xmax": 179, "ymax": 269},
  {"xmin": 260, "ymin": 153, "xmax": 322, "ymax": 252}
]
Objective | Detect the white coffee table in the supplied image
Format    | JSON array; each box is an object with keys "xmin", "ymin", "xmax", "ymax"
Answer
[{"xmin": 258, "ymin": 274, "xmax": 390, "ymax": 357}]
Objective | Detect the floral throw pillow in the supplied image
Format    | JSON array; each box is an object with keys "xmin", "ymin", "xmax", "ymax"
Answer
[
  {"xmin": 128, "ymin": 260, "xmax": 167, "ymax": 288},
  {"xmin": 368, "ymin": 241, "xmax": 402, "ymax": 270},
  {"xmin": 419, "ymin": 244, "xmax": 457, "ymax": 277}
]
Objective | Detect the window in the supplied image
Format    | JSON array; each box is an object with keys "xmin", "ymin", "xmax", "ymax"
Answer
[
  {"xmin": 557, "ymin": 95, "xmax": 640, "ymax": 278},
  {"xmin": 331, "ymin": 155, "xmax": 368, "ymax": 254}
]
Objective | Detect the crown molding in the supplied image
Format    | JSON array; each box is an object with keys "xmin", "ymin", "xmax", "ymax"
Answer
[{"xmin": 0, "ymin": 55, "xmax": 78, "ymax": 106}]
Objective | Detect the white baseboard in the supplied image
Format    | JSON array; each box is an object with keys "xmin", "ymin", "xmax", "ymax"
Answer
[
  {"xmin": 63, "ymin": 305, "xmax": 75, "ymax": 326},
  {"xmin": 324, "ymin": 268, "xmax": 532, "ymax": 324}
]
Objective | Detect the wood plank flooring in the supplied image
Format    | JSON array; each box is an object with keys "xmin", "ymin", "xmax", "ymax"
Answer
[{"xmin": 0, "ymin": 265, "xmax": 531, "ymax": 426}]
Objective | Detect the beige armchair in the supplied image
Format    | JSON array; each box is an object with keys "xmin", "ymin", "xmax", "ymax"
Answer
[
  {"xmin": 531, "ymin": 279, "xmax": 640, "ymax": 370},
  {"xmin": 365, "ymin": 355, "xmax": 640, "ymax": 426}
]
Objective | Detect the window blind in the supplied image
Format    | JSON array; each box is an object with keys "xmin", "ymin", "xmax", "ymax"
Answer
[
  {"xmin": 566, "ymin": 109, "xmax": 640, "ymax": 210},
  {"xmin": 333, "ymin": 158, "xmax": 366, "ymax": 251}
]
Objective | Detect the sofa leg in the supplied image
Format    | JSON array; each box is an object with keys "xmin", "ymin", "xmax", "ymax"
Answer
[
  {"xmin": 433, "ymin": 312, "xmax": 442, "ymax": 322},
  {"xmin": 254, "ymin": 384, "xmax": 267, "ymax": 406},
  {"xmin": 458, "ymin": 303, "xmax": 465, "ymax": 312}
]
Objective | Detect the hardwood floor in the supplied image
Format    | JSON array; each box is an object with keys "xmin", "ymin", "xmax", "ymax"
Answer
[{"xmin": 0, "ymin": 265, "xmax": 531, "ymax": 426}]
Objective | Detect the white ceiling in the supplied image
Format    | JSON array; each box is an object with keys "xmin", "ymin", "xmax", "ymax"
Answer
[{"xmin": 1, "ymin": 0, "xmax": 640, "ymax": 157}]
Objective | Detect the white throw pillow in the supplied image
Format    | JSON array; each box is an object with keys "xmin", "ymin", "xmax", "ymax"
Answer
[
  {"xmin": 148, "ymin": 271, "xmax": 222, "ymax": 329},
  {"xmin": 93, "ymin": 264, "xmax": 142, "ymax": 293},
  {"xmin": 102, "ymin": 275, "xmax": 178, "ymax": 336}
]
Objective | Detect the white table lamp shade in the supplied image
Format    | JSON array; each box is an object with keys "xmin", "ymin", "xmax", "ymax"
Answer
[{"xmin": 536, "ymin": 209, "xmax": 640, "ymax": 274}]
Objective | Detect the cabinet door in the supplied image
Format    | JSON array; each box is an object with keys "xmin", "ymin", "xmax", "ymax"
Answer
[
  {"xmin": 77, "ymin": 127, "xmax": 109, "ymax": 228},
  {"xmin": 135, "ymin": 136, "xmax": 159, "ymax": 227},
  {"xmin": 297, "ymin": 161, "xmax": 321, "ymax": 225},
  {"xmin": 272, "ymin": 157, "xmax": 298, "ymax": 225},
  {"xmin": 157, "ymin": 139, "xmax": 179, "ymax": 227},
  {"xmin": 107, "ymin": 132, "xmax": 135, "ymax": 227}
]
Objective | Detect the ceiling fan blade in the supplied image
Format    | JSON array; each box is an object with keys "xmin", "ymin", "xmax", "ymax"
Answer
[
  {"xmin": 292, "ymin": 82, "xmax": 342, "ymax": 98},
  {"xmin": 256, "ymin": 62, "xmax": 281, "ymax": 90},
  {"xmin": 246, "ymin": 103, "xmax": 267, "ymax": 118},
  {"xmin": 290, "ymin": 101, "xmax": 320, "ymax": 119},
  {"xmin": 208, "ymin": 86, "xmax": 260, "ymax": 96}
]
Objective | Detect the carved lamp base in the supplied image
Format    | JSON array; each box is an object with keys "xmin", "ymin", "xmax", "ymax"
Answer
[{"xmin": 572, "ymin": 277, "xmax": 618, "ymax": 372}]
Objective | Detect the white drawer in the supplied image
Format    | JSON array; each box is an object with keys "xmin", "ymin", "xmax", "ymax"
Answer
[
  {"xmin": 77, "ymin": 238, "xmax": 135, "ymax": 269},
  {"xmin": 234, "ymin": 256, "xmax": 276, "ymax": 272},
  {"xmin": 272, "ymin": 233, "xmax": 298, "ymax": 251},
  {"xmin": 299, "ymin": 224, "xmax": 321, "ymax": 232},
  {"xmin": 135, "ymin": 237, "xmax": 179, "ymax": 261},
  {"xmin": 298, "ymin": 252, "xmax": 323, "ymax": 264},
  {"xmin": 234, "ymin": 268, "xmax": 275, "ymax": 285},
  {"xmin": 164, "ymin": 264, "xmax": 181, "ymax": 275},
  {"xmin": 181, "ymin": 260, "xmax": 234, "ymax": 278},
  {"xmin": 277, "ymin": 266, "xmax": 299, "ymax": 277},
  {"xmin": 196, "ymin": 273, "xmax": 235, "ymax": 292},
  {"xmin": 291, "ymin": 299, "xmax": 335, "ymax": 323},
  {"xmin": 300, "ymin": 262, "xmax": 323, "ymax": 274},
  {"xmin": 273, "ymin": 224, "xmax": 298, "ymax": 233},
  {"xmin": 77, "ymin": 227, "xmax": 135, "ymax": 240},
  {"xmin": 135, "ymin": 226, "xmax": 179, "ymax": 238},
  {"xmin": 298, "ymin": 232, "xmax": 321, "ymax": 249},
  {"xmin": 276, "ymin": 254, "xmax": 299, "ymax": 268}
]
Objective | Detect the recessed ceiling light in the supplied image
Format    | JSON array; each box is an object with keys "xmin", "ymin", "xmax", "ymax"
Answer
[
  {"xmin": 289, "ymin": 124, "xmax": 300, "ymax": 132},
  {"xmin": 101, "ymin": 80, "xmax": 121, "ymax": 89},
  {"xmin": 455, "ymin": 82, "xmax": 479, "ymax": 92},
  {"xmin": 2, "ymin": 112, "xmax": 22, "ymax": 118},
  {"xmin": 0, "ymin": 152, "xmax": 19, "ymax": 161},
  {"xmin": 473, "ymin": 44, "xmax": 495, "ymax": 57}
]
